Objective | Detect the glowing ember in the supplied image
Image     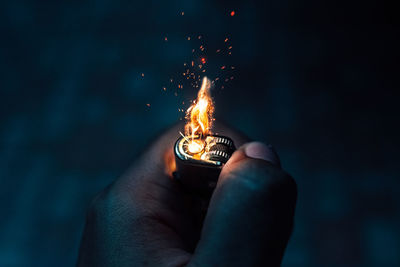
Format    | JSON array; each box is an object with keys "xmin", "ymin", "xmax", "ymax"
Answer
[
  {"xmin": 185, "ymin": 77, "xmax": 214, "ymax": 141},
  {"xmin": 230, "ymin": 11, "xmax": 235, "ymax": 16},
  {"xmin": 187, "ymin": 139, "xmax": 204, "ymax": 154},
  {"xmin": 201, "ymin": 57, "xmax": 206, "ymax": 64}
]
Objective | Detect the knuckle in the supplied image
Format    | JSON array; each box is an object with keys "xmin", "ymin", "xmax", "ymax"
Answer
[
  {"xmin": 86, "ymin": 184, "xmax": 119, "ymax": 219},
  {"xmin": 85, "ymin": 181, "xmax": 141, "ymax": 224}
]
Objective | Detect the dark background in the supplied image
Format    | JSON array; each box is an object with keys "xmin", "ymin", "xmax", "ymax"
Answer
[{"xmin": 0, "ymin": 0, "xmax": 399, "ymax": 266}]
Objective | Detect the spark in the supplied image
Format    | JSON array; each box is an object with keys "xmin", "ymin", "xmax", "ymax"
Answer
[{"xmin": 179, "ymin": 131, "xmax": 190, "ymax": 142}]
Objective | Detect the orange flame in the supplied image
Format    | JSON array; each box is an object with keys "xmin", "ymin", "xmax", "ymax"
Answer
[{"xmin": 185, "ymin": 77, "xmax": 214, "ymax": 143}]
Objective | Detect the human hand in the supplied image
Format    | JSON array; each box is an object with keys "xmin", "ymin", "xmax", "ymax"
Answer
[{"xmin": 77, "ymin": 123, "xmax": 297, "ymax": 266}]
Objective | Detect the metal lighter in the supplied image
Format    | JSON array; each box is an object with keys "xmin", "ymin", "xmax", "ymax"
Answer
[{"xmin": 173, "ymin": 135, "xmax": 236, "ymax": 195}]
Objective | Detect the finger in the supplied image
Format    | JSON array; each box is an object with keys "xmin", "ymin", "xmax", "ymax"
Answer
[
  {"xmin": 189, "ymin": 142, "xmax": 297, "ymax": 267},
  {"xmin": 78, "ymin": 123, "xmax": 193, "ymax": 267}
]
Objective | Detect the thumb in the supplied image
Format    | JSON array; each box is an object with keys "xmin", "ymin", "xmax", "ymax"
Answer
[{"xmin": 189, "ymin": 142, "xmax": 297, "ymax": 267}]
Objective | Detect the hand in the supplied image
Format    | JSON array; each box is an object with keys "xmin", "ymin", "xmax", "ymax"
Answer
[{"xmin": 77, "ymin": 123, "xmax": 297, "ymax": 266}]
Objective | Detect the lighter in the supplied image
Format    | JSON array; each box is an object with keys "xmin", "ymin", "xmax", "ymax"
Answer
[
  {"xmin": 173, "ymin": 134, "xmax": 235, "ymax": 195},
  {"xmin": 172, "ymin": 77, "xmax": 236, "ymax": 195}
]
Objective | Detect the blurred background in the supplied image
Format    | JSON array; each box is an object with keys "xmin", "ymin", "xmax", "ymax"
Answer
[{"xmin": 0, "ymin": 0, "xmax": 399, "ymax": 266}]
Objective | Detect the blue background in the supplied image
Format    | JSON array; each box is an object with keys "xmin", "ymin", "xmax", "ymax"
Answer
[{"xmin": 0, "ymin": 0, "xmax": 399, "ymax": 266}]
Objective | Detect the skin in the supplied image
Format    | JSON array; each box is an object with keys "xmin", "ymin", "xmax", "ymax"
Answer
[{"xmin": 77, "ymin": 123, "xmax": 297, "ymax": 267}]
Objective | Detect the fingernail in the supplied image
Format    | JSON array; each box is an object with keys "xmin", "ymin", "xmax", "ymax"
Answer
[{"xmin": 243, "ymin": 142, "xmax": 281, "ymax": 166}]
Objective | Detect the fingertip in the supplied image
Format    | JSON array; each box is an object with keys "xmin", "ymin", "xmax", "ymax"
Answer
[
  {"xmin": 243, "ymin": 142, "xmax": 281, "ymax": 166},
  {"xmin": 223, "ymin": 142, "xmax": 281, "ymax": 172}
]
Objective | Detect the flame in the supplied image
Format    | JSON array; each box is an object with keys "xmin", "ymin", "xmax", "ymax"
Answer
[{"xmin": 184, "ymin": 77, "xmax": 214, "ymax": 153}]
